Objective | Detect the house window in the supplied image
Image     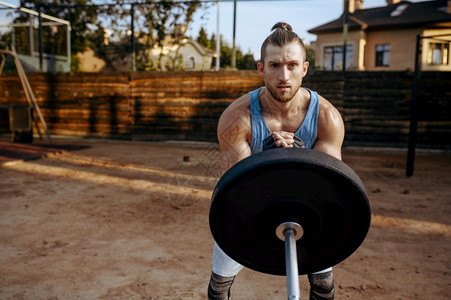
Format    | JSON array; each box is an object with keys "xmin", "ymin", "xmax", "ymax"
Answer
[
  {"xmin": 375, "ymin": 44, "xmax": 390, "ymax": 67},
  {"xmin": 390, "ymin": 4, "xmax": 408, "ymax": 17},
  {"xmin": 188, "ymin": 57, "xmax": 195, "ymax": 69},
  {"xmin": 427, "ymin": 43, "xmax": 449, "ymax": 65},
  {"xmin": 323, "ymin": 45, "xmax": 353, "ymax": 71}
]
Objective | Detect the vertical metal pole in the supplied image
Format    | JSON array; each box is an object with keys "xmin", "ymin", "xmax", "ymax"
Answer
[
  {"xmin": 38, "ymin": 6, "xmax": 43, "ymax": 71},
  {"xmin": 66, "ymin": 24, "xmax": 71, "ymax": 72},
  {"xmin": 0, "ymin": 53, "xmax": 5, "ymax": 76},
  {"xmin": 231, "ymin": 0, "xmax": 237, "ymax": 69},
  {"xmin": 29, "ymin": 14, "xmax": 34, "ymax": 57},
  {"xmin": 342, "ymin": 0, "xmax": 349, "ymax": 72},
  {"xmin": 130, "ymin": 4, "xmax": 136, "ymax": 72},
  {"xmin": 216, "ymin": 0, "xmax": 220, "ymax": 71},
  {"xmin": 406, "ymin": 34, "xmax": 422, "ymax": 177},
  {"xmin": 285, "ymin": 228, "xmax": 301, "ymax": 300},
  {"xmin": 11, "ymin": 45, "xmax": 52, "ymax": 144},
  {"xmin": 12, "ymin": 25, "xmax": 16, "ymax": 51}
]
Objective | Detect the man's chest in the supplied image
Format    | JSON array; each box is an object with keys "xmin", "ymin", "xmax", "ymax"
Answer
[{"xmin": 262, "ymin": 111, "xmax": 306, "ymax": 133}]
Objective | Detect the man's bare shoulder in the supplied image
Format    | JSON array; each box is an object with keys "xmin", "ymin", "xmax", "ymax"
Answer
[
  {"xmin": 314, "ymin": 94, "xmax": 345, "ymax": 159},
  {"xmin": 317, "ymin": 94, "xmax": 342, "ymax": 122},
  {"xmin": 218, "ymin": 93, "xmax": 251, "ymax": 128},
  {"xmin": 217, "ymin": 93, "xmax": 252, "ymax": 145}
]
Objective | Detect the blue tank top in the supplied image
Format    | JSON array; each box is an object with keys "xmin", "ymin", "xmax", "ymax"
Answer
[{"xmin": 250, "ymin": 87, "xmax": 319, "ymax": 154}]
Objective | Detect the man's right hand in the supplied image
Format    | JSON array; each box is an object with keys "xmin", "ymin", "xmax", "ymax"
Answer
[{"xmin": 270, "ymin": 131, "xmax": 295, "ymax": 148}]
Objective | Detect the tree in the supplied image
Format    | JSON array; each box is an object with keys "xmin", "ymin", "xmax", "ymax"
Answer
[
  {"xmin": 238, "ymin": 52, "xmax": 256, "ymax": 70},
  {"xmin": 15, "ymin": 0, "xmax": 102, "ymax": 71},
  {"xmin": 197, "ymin": 26, "xmax": 209, "ymax": 48},
  {"xmin": 14, "ymin": 0, "xmax": 207, "ymax": 71},
  {"xmin": 200, "ymin": 30, "xmax": 255, "ymax": 70},
  {"xmin": 0, "ymin": 32, "xmax": 12, "ymax": 50},
  {"xmin": 306, "ymin": 44, "xmax": 315, "ymax": 69},
  {"xmin": 108, "ymin": 0, "xmax": 206, "ymax": 70},
  {"xmin": 209, "ymin": 33, "xmax": 217, "ymax": 52},
  {"xmin": 17, "ymin": 0, "xmax": 100, "ymax": 54}
]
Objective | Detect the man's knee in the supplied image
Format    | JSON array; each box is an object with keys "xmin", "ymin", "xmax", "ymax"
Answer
[
  {"xmin": 308, "ymin": 270, "xmax": 334, "ymax": 300},
  {"xmin": 208, "ymin": 272, "xmax": 236, "ymax": 300}
]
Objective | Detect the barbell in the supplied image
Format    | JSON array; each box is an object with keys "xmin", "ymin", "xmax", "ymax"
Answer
[{"xmin": 209, "ymin": 148, "xmax": 371, "ymax": 298}]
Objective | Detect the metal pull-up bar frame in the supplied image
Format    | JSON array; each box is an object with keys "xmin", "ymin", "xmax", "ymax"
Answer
[
  {"xmin": 0, "ymin": 45, "xmax": 52, "ymax": 144},
  {"xmin": 406, "ymin": 33, "xmax": 451, "ymax": 177},
  {"xmin": 0, "ymin": 0, "xmax": 71, "ymax": 72}
]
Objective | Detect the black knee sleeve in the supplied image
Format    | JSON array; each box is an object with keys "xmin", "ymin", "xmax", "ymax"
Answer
[
  {"xmin": 308, "ymin": 271, "xmax": 334, "ymax": 300},
  {"xmin": 208, "ymin": 272, "xmax": 236, "ymax": 300}
]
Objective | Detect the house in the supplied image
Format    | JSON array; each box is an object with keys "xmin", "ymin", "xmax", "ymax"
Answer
[
  {"xmin": 77, "ymin": 32, "xmax": 215, "ymax": 72},
  {"xmin": 308, "ymin": 0, "xmax": 451, "ymax": 71},
  {"xmin": 150, "ymin": 38, "xmax": 216, "ymax": 71}
]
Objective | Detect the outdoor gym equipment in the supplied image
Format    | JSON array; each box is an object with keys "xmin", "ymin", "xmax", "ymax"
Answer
[{"xmin": 209, "ymin": 148, "xmax": 371, "ymax": 299}]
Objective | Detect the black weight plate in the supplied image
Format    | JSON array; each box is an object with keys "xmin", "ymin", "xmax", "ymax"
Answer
[{"xmin": 209, "ymin": 148, "xmax": 371, "ymax": 275}]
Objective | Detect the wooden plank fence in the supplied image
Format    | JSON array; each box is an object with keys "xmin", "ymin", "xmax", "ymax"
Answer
[
  {"xmin": 0, "ymin": 70, "xmax": 450, "ymax": 149},
  {"xmin": 130, "ymin": 71, "xmax": 263, "ymax": 141}
]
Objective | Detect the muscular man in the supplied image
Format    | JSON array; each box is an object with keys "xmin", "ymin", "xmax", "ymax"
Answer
[{"xmin": 208, "ymin": 22, "xmax": 344, "ymax": 300}]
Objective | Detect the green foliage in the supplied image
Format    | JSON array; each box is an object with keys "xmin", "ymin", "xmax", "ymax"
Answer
[
  {"xmin": 15, "ymin": 0, "xmax": 101, "ymax": 71},
  {"xmin": 238, "ymin": 52, "xmax": 256, "ymax": 70},
  {"xmin": 10, "ymin": 1, "xmax": 257, "ymax": 72},
  {"xmin": 0, "ymin": 31, "xmax": 12, "ymax": 50},
  {"xmin": 197, "ymin": 27, "xmax": 209, "ymax": 48},
  {"xmin": 70, "ymin": 54, "xmax": 82, "ymax": 72},
  {"xmin": 18, "ymin": 0, "xmax": 99, "ymax": 55},
  {"xmin": 14, "ymin": 0, "xmax": 206, "ymax": 71},
  {"xmin": 199, "ymin": 29, "xmax": 255, "ymax": 70},
  {"xmin": 306, "ymin": 45, "xmax": 315, "ymax": 69},
  {"xmin": 209, "ymin": 33, "xmax": 217, "ymax": 52},
  {"xmin": 108, "ymin": 0, "xmax": 206, "ymax": 70}
]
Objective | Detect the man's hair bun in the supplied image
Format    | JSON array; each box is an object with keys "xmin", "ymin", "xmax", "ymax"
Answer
[
  {"xmin": 260, "ymin": 21, "xmax": 305, "ymax": 63},
  {"xmin": 271, "ymin": 22, "xmax": 292, "ymax": 32}
]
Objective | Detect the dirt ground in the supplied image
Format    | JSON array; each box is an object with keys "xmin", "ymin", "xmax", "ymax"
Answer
[{"xmin": 0, "ymin": 137, "xmax": 450, "ymax": 300}]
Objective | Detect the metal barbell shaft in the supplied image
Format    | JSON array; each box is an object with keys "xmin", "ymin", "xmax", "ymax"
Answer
[
  {"xmin": 285, "ymin": 227, "xmax": 301, "ymax": 300},
  {"xmin": 277, "ymin": 222, "xmax": 303, "ymax": 300}
]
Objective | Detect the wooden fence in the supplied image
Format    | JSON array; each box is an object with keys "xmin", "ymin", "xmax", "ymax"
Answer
[{"xmin": 0, "ymin": 70, "xmax": 450, "ymax": 149}]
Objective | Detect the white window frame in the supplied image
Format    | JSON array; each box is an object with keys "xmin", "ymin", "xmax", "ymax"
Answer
[
  {"xmin": 427, "ymin": 42, "xmax": 450, "ymax": 65},
  {"xmin": 375, "ymin": 44, "xmax": 390, "ymax": 67},
  {"xmin": 322, "ymin": 43, "xmax": 354, "ymax": 71}
]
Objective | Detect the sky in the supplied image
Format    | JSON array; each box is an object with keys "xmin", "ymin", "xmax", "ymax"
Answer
[
  {"xmin": 185, "ymin": 0, "xmax": 425, "ymax": 59},
  {"xmin": 0, "ymin": 0, "xmax": 426, "ymax": 59}
]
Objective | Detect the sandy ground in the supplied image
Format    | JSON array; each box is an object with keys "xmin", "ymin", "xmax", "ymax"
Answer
[{"xmin": 0, "ymin": 138, "xmax": 450, "ymax": 300}]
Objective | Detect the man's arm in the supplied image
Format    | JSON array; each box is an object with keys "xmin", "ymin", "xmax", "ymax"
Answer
[
  {"xmin": 313, "ymin": 96, "xmax": 345, "ymax": 161},
  {"xmin": 217, "ymin": 97, "xmax": 252, "ymax": 174}
]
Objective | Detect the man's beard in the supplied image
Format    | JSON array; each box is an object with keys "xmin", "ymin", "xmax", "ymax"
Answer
[{"xmin": 266, "ymin": 83, "xmax": 301, "ymax": 103}]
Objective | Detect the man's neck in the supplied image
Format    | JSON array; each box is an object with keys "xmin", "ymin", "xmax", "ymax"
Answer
[{"xmin": 259, "ymin": 87, "xmax": 309, "ymax": 116}]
